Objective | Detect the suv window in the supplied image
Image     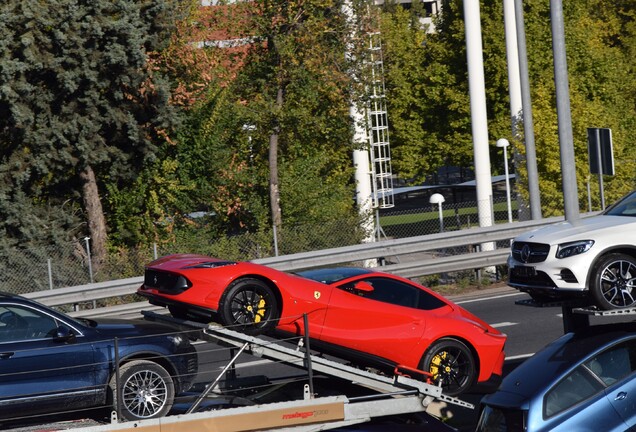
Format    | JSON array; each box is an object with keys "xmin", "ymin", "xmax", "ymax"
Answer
[
  {"xmin": 0, "ymin": 305, "xmax": 60, "ymax": 343},
  {"xmin": 605, "ymin": 191, "xmax": 636, "ymax": 216}
]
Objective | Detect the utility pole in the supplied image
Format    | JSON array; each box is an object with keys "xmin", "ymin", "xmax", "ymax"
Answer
[
  {"xmin": 551, "ymin": 0, "xmax": 579, "ymax": 222},
  {"xmin": 513, "ymin": 0, "xmax": 542, "ymax": 220},
  {"xmin": 463, "ymin": 0, "xmax": 494, "ymax": 236}
]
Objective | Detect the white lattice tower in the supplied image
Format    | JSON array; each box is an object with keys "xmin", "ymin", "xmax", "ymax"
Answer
[{"xmin": 366, "ymin": 31, "xmax": 394, "ymax": 209}]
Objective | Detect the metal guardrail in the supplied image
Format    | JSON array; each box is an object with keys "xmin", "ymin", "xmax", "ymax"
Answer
[
  {"xmin": 253, "ymin": 216, "xmax": 564, "ymax": 272},
  {"xmin": 24, "ymin": 216, "xmax": 566, "ymax": 317}
]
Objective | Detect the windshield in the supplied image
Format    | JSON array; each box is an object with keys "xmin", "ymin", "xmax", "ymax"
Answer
[
  {"xmin": 476, "ymin": 405, "xmax": 525, "ymax": 432},
  {"xmin": 295, "ymin": 267, "xmax": 374, "ymax": 284},
  {"xmin": 604, "ymin": 190, "xmax": 636, "ymax": 216}
]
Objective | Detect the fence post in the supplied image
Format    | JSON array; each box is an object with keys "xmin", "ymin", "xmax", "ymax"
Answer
[
  {"xmin": 84, "ymin": 237, "xmax": 94, "ymax": 284},
  {"xmin": 273, "ymin": 224, "xmax": 279, "ymax": 257},
  {"xmin": 47, "ymin": 258, "xmax": 53, "ymax": 290}
]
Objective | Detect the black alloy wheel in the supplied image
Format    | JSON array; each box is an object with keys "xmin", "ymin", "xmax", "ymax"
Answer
[
  {"xmin": 590, "ymin": 253, "xmax": 636, "ymax": 310},
  {"xmin": 421, "ymin": 338, "xmax": 476, "ymax": 396},
  {"xmin": 219, "ymin": 278, "xmax": 279, "ymax": 334}
]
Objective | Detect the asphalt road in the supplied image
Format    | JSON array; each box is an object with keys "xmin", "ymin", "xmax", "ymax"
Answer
[
  {"xmin": 453, "ymin": 286, "xmax": 633, "ymax": 359},
  {"xmin": 453, "ymin": 287, "xmax": 565, "ymax": 359}
]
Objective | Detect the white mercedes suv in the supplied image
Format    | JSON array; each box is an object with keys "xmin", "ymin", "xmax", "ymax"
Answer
[{"xmin": 508, "ymin": 190, "xmax": 636, "ymax": 310}]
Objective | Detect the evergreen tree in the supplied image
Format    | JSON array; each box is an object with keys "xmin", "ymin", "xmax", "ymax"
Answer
[{"xmin": 0, "ymin": 0, "xmax": 179, "ymax": 259}]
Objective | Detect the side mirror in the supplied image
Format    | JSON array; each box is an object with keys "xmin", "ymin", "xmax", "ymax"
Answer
[
  {"xmin": 354, "ymin": 281, "xmax": 374, "ymax": 293},
  {"xmin": 53, "ymin": 326, "xmax": 76, "ymax": 343}
]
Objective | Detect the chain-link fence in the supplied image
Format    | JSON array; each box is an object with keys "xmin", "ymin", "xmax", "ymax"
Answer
[
  {"xmin": 0, "ymin": 191, "xmax": 576, "ymax": 296},
  {"xmin": 0, "ymin": 217, "xmax": 371, "ymax": 295},
  {"xmin": 377, "ymin": 194, "xmax": 527, "ymax": 239}
]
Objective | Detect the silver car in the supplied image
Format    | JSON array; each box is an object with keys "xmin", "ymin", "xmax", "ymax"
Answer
[{"xmin": 507, "ymin": 190, "xmax": 636, "ymax": 309}]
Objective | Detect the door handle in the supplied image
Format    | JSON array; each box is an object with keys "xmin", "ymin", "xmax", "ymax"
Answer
[
  {"xmin": 0, "ymin": 352, "xmax": 14, "ymax": 359},
  {"xmin": 615, "ymin": 392, "xmax": 628, "ymax": 401}
]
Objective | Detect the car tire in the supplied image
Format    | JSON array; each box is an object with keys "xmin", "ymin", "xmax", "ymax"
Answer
[
  {"xmin": 109, "ymin": 360, "xmax": 175, "ymax": 421},
  {"xmin": 421, "ymin": 338, "xmax": 476, "ymax": 396},
  {"xmin": 590, "ymin": 253, "xmax": 636, "ymax": 310},
  {"xmin": 168, "ymin": 305, "xmax": 188, "ymax": 320},
  {"xmin": 219, "ymin": 278, "xmax": 279, "ymax": 334}
]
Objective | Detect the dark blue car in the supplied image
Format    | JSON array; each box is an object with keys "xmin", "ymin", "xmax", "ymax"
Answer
[
  {"xmin": 476, "ymin": 322, "xmax": 636, "ymax": 431},
  {"xmin": 0, "ymin": 293, "xmax": 197, "ymax": 423}
]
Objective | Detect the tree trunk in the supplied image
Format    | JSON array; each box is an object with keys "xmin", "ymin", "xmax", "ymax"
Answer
[
  {"xmin": 80, "ymin": 164, "xmax": 108, "ymax": 267},
  {"xmin": 269, "ymin": 86, "xmax": 283, "ymax": 230}
]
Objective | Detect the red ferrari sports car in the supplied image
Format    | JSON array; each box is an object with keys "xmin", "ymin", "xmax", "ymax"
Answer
[{"xmin": 137, "ymin": 254, "xmax": 506, "ymax": 396}]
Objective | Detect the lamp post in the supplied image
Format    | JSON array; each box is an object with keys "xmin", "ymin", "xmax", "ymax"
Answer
[
  {"xmin": 429, "ymin": 193, "xmax": 445, "ymax": 232},
  {"xmin": 496, "ymin": 138, "xmax": 513, "ymax": 223}
]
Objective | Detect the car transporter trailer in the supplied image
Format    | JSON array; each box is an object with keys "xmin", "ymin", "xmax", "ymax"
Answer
[
  {"xmin": 18, "ymin": 311, "xmax": 473, "ymax": 432},
  {"xmin": 516, "ymin": 297, "xmax": 636, "ymax": 333}
]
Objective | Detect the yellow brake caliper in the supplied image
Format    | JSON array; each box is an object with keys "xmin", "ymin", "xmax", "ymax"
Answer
[
  {"xmin": 253, "ymin": 297, "xmax": 266, "ymax": 323},
  {"xmin": 430, "ymin": 352, "xmax": 448, "ymax": 380}
]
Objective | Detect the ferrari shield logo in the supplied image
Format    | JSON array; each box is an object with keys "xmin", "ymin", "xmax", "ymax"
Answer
[{"xmin": 314, "ymin": 291, "xmax": 321, "ymax": 300}]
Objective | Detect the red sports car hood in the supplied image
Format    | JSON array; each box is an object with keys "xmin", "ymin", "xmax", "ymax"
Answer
[{"xmin": 453, "ymin": 305, "xmax": 500, "ymax": 334}]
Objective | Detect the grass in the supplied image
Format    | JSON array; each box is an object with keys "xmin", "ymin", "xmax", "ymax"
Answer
[
  {"xmin": 379, "ymin": 201, "xmax": 518, "ymax": 227},
  {"xmin": 417, "ymin": 267, "xmax": 509, "ymax": 297}
]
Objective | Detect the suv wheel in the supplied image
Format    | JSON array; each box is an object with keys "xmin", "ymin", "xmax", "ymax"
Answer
[
  {"xmin": 590, "ymin": 253, "xmax": 636, "ymax": 310},
  {"xmin": 109, "ymin": 360, "xmax": 175, "ymax": 421}
]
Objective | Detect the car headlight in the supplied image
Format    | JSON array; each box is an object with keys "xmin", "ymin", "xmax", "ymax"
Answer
[{"xmin": 556, "ymin": 240, "xmax": 594, "ymax": 259}]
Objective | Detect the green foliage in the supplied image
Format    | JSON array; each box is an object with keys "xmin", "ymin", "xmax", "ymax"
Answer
[
  {"xmin": 279, "ymin": 153, "xmax": 355, "ymax": 226},
  {"xmin": 379, "ymin": 1, "xmax": 485, "ymax": 182},
  {"xmin": 0, "ymin": 240, "xmax": 92, "ymax": 294},
  {"xmin": 95, "ymin": 246, "xmax": 155, "ymax": 281},
  {"xmin": 155, "ymin": 216, "xmax": 367, "ymax": 261},
  {"xmin": 153, "ymin": 0, "xmax": 360, "ymax": 246},
  {"xmin": 156, "ymin": 226, "xmax": 274, "ymax": 261},
  {"xmin": 169, "ymin": 88, "xmax": 271, "ymax": 234},
  {"xmin": 1, "ymin": 0, "xmax": 635, "ymax": 261},
  {"xmin": 380, "ymin": 0, "xmax": 636, "ymax": 215},
  {"xmin": 277, "ymin": 215, "xmax": 369, "ymax": 255},
  {"xmin": 515, "ymin": 0, "xmax": 636, "ymax": 214},
  {"xmin": 106, "ymin": 158, "xmax": 198, "ymax": 246},
  {"xmin": 0, "ymin": 0, "xmax": 181, "ymax": 248}
]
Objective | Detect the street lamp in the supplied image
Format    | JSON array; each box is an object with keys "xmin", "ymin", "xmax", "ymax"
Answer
[
  {"xmin": 496, "ymin": 138, "xmax": 513, "ymax": 223},
  {"xmin": 429, "ymin": 193, "xmax": 445, "ymax": 232}
]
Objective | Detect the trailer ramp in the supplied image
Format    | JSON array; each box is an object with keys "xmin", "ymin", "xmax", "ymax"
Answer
[
  {"xmin": 200, "ymin": 321, "xmax": 472, "ymax": 409},
  {"xmin": 60, "ymin": 311, "xmax": 472, "ymax": 432}
]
